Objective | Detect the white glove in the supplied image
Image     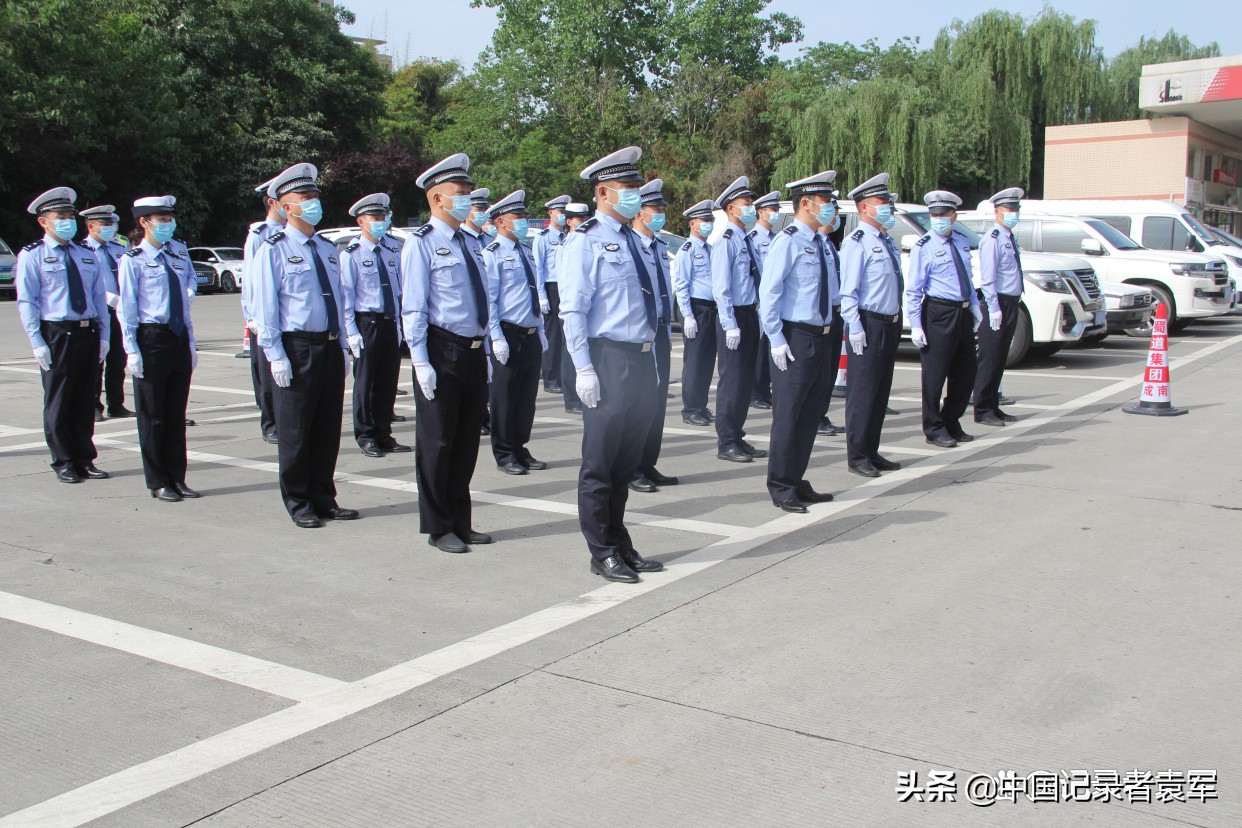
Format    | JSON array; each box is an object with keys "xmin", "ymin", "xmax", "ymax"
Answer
[
  {"xmin": 33, "ymin": 345, "xmax": 51, "ymax": 371},
  {"xmin": 106, "ymin": 292, "xmax": 120, "ymax": 309},
  {"xmin": 270, "ymin": 357, "xmax": 292, "ymax": 388},
  {"xmin": 127, "ymin": 353, "xmax": 144, "ymax": 378},
  {"xmin": 347, "ymin": 333, "xmax": 363, "ymax": 358},
  {"xmin": 414, "ymin": 361, "xmax": 437, "ymax": 400},
  {"xmin": 682, "ymin": 315, "xmax": 698, "ymax": 340},
  {"xmin": 540, "ymin": 299, "xmax": 550, "ymax": 315},
  {"xmin": 491, "ymin": 338, "xmax": 510, "ymax": 365},
  {"xmin": 575, "ymin": 366, "xmax": 601, "ymax": 408},
  {"xmin": 246, "ymin": 320, "xmax": 259, "ymax": 333},
  {"xmin": 191, "ymin": 347, "xmax": 199, "ymax": 371},
  {"xmin": 849, "ymin": 329, "xmax": 867, "ymax": 355},
  {"xmin": 911, "ymin": 327, "xmax": 928, "ymax": 349},
  {"xmin": 989, "ymin": 310, "xmax": 1003, "ymax": 331},
  {"xmin": 539, "ymin": 330, "xmax": 548, "ymax": 351},
  {"xmin": 345, "ymin": 351, "xmax": 353, "ymax": 376},
  {"xmin": 971, "ymin": 306, "xmax": 983, "ymax": 330},
  {"xmin": 99, "ymin": 343, "xmax": 107, "ymax": 364},
  {"xmin": 770, "ymin": 343, "xmax": 795, "ymax": 372},
  {"xmin": 724, "ymin": 327, "xmax": 741, "ymax": 350}
]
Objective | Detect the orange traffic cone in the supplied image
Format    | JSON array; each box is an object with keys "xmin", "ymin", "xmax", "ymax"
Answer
[
  {"xmin": 833, "ymin": 332, "xmax": 848, "ymax": 398},
  {"xmin": 1124, "ymin": 303, "xmax": 1187, "ymax": 417},
  {"xmin": 235, "ymin": 325, "xmax": 251, "ymax": 359}
]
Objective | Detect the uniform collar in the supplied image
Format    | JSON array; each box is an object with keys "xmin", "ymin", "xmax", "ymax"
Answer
[
  {"xmin": 361, "ymin": 233, "xmax": 385, "ymax": 252},
  {"xmin": 44, "ymin": 234, "xmax": 72, "ymax": 248},
  {"xmin": 140, "ymin": 239, "xmax": 165, "ymax": 258},
  {"xmin": 993, "ymin": 222, "xmax": 1013, "ymax": 239},
  {"xmin": 690, "ymin": 234, "xmax": 709, "ymax": 248},
  {"xmin": 283, "ymin": 224, "xmax": 313, "ymax": 245},
  {"xmin": 498, "ymin": 234, "xmax": 522, "ymax": 251},
  {"xmin": 430, "ymin": 216, "xmax": 457, "ymax": 238},
  {"xmin": 861, "ymin": 222, "xmax": 886, "ymax": 240},
  {"xmin": 595, "ymin": 211, "xmax": 623, "ymax": 232},
  {"xmin": 792, "ymin": 218, "xmax": 818, "ymax": 239}
]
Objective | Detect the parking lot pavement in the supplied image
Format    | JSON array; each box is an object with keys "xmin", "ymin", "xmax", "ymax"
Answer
[{"xmin": 2, "ymin": 294, "xmax": 1241, "ymax": 826}]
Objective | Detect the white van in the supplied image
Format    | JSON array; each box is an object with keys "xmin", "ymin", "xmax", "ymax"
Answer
[{"xmin": 961, "ymin": 210, "xmax": 1230, "ymax": 332}]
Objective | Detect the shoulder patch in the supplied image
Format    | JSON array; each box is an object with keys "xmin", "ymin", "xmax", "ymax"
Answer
[
  {"xmin": 538, "ymin": 227, "xmax": 549, "ymax": 236},
  {"xmin": 745, "ymin": 230, "xmax": 756, "ymax": 239},
  {"xmin": 681, "ymin": 241, "xmax": 692, "ymax": 251},
  {"xmin": 721, "ymin": 228, "xmax": 734, "ymax": 240},
  {"xmin": 782, "ymin": 225, "xmax": 798, "ymax": 236},
  {"xmin": 915, "ymin": 235, "xmax": 930, "ymax": 247},
  {"xmin": 73, "ymin": 240, "xmax": 91, "ymax": 249},
  {"xmin": 124, "ymin": 248, "xmax": 142, "ymax": 257},
  {"xmin": 265, "ymin": 231, "xmax": 286, "ymax": 245},
  {"xmin": 413, "ymin": 224, "xmax": 433, "ymax": 238},
  {"xmin": 989, "ymin": 228, "xmax": 1000, "ymax": 239},
  {"xmin": 22, "ymin": 241, "xmax": 39, "ymax": 252},
  {"xmin": 345, "ymin": 241, "xmax": 360, "ymax": 252},
  {"xmin": 575, "ymin": 217, "xmax": 598, "ymax": 233},
  {"xmin": 486, "ymin": 241, "xmax": 501, "ymax": 252},
  {"xmin": 850, "ymin": 229, "xmax": 864, "ymax": 241}
]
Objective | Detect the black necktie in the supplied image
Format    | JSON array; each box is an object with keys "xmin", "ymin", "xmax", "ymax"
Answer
[
  {"xmin": 99, "ymin": 243, "xmax": 118, "ymax": 279},
  {"xmin": 743, "ymin": 234, "xmax": 761, "ymax": 289},
  {"xmin": 948, "ymin": 237, "xmax": 972, "ymax": 301},
  {"xmin": 158, "ymin": 251, "xmax": 186, "ymax": 335},
  {"xmin": 621, "ymin": 227, "xmax": 657, "ymax": 334},
  {"xmin": 881, "ymin": 234, "xmax": 905, "ymax": 309},
  {"xmin": 825, "ymin": 236, "xmax": 840, "ymax": 304},
  {"xmin": 62, "ymin": 245, "xmax": 88, "ymax": 314},
  {"xmin": 516, "ymin": 245, "xmax": 541, "ymax": 320},
  {"xmin": 374, "ymin": 244, "xmax": 397, "ymax": 319},
  {"xmin": 1009, "ymin": 232, "xmax": 1025, "ymax": 294},
  {"xmin": 454, "ymin": 231, "xmax": 489, "ymax": 328},
  {"xmin": 813, "ymin": 234, "xmax": 831, "ymax": 321},
  {"xmin": 648, "ymin": 238, "xmax": 671, "ymax": 322},
  {"xmin": 307, "ymin": 242, "xmax": 340, "ymax": 338}
]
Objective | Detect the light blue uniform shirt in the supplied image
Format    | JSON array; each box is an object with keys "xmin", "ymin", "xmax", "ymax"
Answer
[
  {"xmin": 341, "ymin": 233, "xmax": 404, "ymax": 340},
  {"xmin": 559, "ymin": 211, "xmax": 656, "ymax": 371},
  {"xmin": 840, "ymin": 222, "xmax": 903, "ymax": 335},
  {"xmin": 82, "ymin": 237, "xmax": 125, "ymax": 298},
  {"xmin": 636, "ymin": 230, "xmax": 673, "ymax": 331},
  {"xmin": 672, "ymin": 235, "xmax": 712, "ymax": 318},
  {"xmin": 483, "ymin": 234, "xmax": 544, "ymax": 339},
  {"xmin": 15, "ymin": 236, "xmax": 108, "ymax": 350},
  {"xmin": 759, "ymin": 219, "xmax": 838, "ymax": 349},
  {"xmin": 399, "ymin": 216, "xmax": 492, "ymax": 363},
  {"xmin": 906, "ymin": 229, "xmax": 980, "ymax": 329},
  {"xmin": 241, "ymin": 218, "xmax": 283, "ymax": 322},
  {"xmin": 710, "ymin": 225, "xmax": 759, "ymax": 331},
  {"xmin": 979, "ymin": 223, "xmax": 1024, "ymax": 314},
  {"xmin": 532, "ymin": 227, "xmax": 566, "ymax": 303},
  {"xmin": 747, "ymin": 224, "xmax": 776, "ymax": 275},
  {"xmin": 251, "ymin": 224, "xmax": 349, "ymax": 363},
  {"xmin": 117, "ymin": 239, "xmax": 198, "ymax": 355}
]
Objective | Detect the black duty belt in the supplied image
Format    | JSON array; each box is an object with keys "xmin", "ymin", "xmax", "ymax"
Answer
[
  {"xmin": 428, "ymin": 325, "xmax": 483, "ymax": 349},
  {"xmin": 782, "ymin": 320, "xmax": 831, "ymax": 335},
  {"xmin": 42, "ymin": 319, "xmax": 97, "ymax": 330},
  {"xmin": 283, "ymin": 330, "xmax": 337, "ymax": 342},
  {"xmin": 998, "ymin": 293, "xmax": 1022, "ymax": 302},
  {"xmin": 690, "ymin": 298, "xmax": 717, "ymax": 309},
  {"xmin": 733, "ymin": 304, "xmax": 758, "ymax": 312},
  {"xmin": 589, "ymin": 337, "xmax": 653, "ymax": 353},
  {"xmin": 860, "ymin": 310, "xmax": 901, "ymax": 324},
  {"xmin": 500, "ymin": 321, "xmax": 538, "ymax": 336},
  {"xmin": 354, "ymin": 311, "xmax": 394, "ymax": 322},
  {"xmin": 924, "ymin": 296, "xmax": 971, "ymax": 309}
]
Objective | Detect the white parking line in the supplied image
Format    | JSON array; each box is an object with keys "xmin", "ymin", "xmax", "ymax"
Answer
[{"xmin": 5, "ymin": 330, "xmax": 1241, "ymax": 828}]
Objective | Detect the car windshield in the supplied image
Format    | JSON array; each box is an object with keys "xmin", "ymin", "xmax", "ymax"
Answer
[
  {"xmin": 214, "ymin": 248, "xmax": 244, "ymax": 259},
  {"xmin": 1208, "ymin": 226, "xmax": 1242, "ymax": 248},
  {"xmin": 1183, "ymin": 214, "xmax": 1223, "ymax": 245},
  {"xmin": 1083, "ymin": 219, "xmax": 1142, "ymax": 250},
  {"xmin": 901, "ymin": 211, "xmax": 982, "ymax": 249}
]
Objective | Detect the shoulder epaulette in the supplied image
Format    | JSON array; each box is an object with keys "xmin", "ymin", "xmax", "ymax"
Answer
[
  {"xmin": 124, "ymin": 248, "xmax": 142, "ymax": 257},
  {"xmin": 989, "ymin": 228, "xmax": 1000, "ymax": 239},
  {"xmin": 413, "ymin": 224, "xmax": 433, "ymax": 238},
  {"xmin": 681, "ymin": 241, "xmax": 692, "ymax": 251},
  {"xmin": 745, "ymin": 229, "xmax": 757, "ymax": 239},
  {"xmin": 486, "ymin": 241, "xmax": 501, "ymax": 252},
  {"xmin": 850, "ymin": 229, "xmax": 864, "ymax": 241},
  {"xmin": 951, "ymin": 229, "xmax": 967, "ymax": 240},
  {"xmin": 250, "ymin": 223, "xmax": 265, "ymax": 234},
  {"xmin": 575, "ymin": 217, "xmax": 598, "ymax": 233},
  {"xmin": 164, "ymin": 246, "xmax": 183, "ymax": 258},
  {"xmin": 538, "ymin": 227, "xmax": 549, "ymax": 236},
  {"xmin": 73, "ymin": 240, "xmax": 91, "ymax": 249},
  {"xmin": 345, "ymin": 241, "xmax": 360, "ymax": 252},
  {"xmin": 22, "ymin": 241, "xmax": 39, "ymax": 252},
  {"xmin": 782, "ymin": 225, "xmax": 797, "ymax": 236},
  {"xmin": 915, "ymin": 235, "xmax": 931, "ymax": 247},
  {"xmin": 721, "ymin": 228, "xmax": 734, "ymax": 240},
  {"xmin": 265, "ymin": 231, "xmax": 286, "ymax": 245}
]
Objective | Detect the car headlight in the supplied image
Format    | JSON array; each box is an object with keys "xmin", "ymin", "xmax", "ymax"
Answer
[
  {"xmin": 1119, "ymin": 293, "xmax": 1136, "ymax": 308},
  {"xmin": 1169, "ymin": 262, "xmax": 1202, "ymax": 275},
  {"xmin": 1025, "ymin": 270, "xmax": 1070, "ymax": 293}
]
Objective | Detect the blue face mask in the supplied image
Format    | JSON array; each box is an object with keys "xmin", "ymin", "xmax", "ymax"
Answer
[
  {"xmin": 510, "ymin": 218, "xmax": 530, "ymax": 239},
  {"xmin": 273, "ymin": 202, "xmax": 286, "ymax": 221},
  {"xmin": 51, "ymin": 218, "xmax": 77, "ymax": 240},
  {"xmin": 471, "ymin": 210, "xmax": 487, "ymax": 226},
  {"xmin": 150, "ymin": 220, "xmax": 177, "ymax": 245},
  {"xmin": 97, "ymin": 225, "xmax": 118, "ymax": 242},
  {"xmin": 697, "ymin": 221, "xmax": 714, "ymax": 238},
  {"xmin": 554, "ymin": 213, "xmax": 567, "ymax": 227},
  {"xmin": 645, "ymin": 213, "xmax": 666, "ymax": 233},
  {"xmin": 446, "ymin": 195, "xmax": 473, "ymax": 222},
  {"xmin": 296, "ymin": 199, "xmax": 323, "ymax": 226},
  {"xmin": 608, "ymin": 187, "xmax": 643, "ymax": 219},
  {"xmin": 1002, "ymin": 211, "xmax": 1020, "ymax": 228},
  {"xmin": 368, "ymin": 218, "xmax": 391, "ymax": 237},
  {"xmin": 872, "ymin": 204, "xmax": 893, "ymax": 227},
  {"xmin": 816, "ymin": 203, "xmax": 837, "ymax": 227},
  {"xmin": 737, "ymin": 205, "xmax": 758, "ymax": 228},
  {"xmin": 484, "ymin": 224, "xmax": 498, "ymax": 237},
  {"xmin": 930, "ymin": 217, "xmax": 953, "ymax": 236}
]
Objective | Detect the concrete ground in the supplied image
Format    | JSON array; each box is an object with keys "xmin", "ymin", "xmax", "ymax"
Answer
[{"xmin": 1, "ymin": 293, "xmax": 1239, "ymax": 827}]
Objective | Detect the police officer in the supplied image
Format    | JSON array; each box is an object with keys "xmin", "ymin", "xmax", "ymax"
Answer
[
  {"xmin": 562, "ymin": 202, "xmax": 591, "ymax": 234},
  {"xmin": 401, "ymin": 153, "xmax": 494, "ymax": 553},
  {"xmin": 252, "ymin": 163, "xmax": 358, "ymax": 528},
  {"xmin": 16, "ymin": 187, "xmax": 110, "ymax": 483},
  {"xmin": 711, "ymin": 176, "xmax": 768, "ymax": 464},
  {"xmin": 242, "ymin": 176, "xmax": 285, "ymax": 444},
  {"xmin": 748, "ymin": 190, "xmax": 781, "ymax": 410},
  {"xmin": 463, "ymin": 187, "xmax": 493, "ymax": 436},
  {"xmin": 816, "ymin": 200, "xmax": 847, "ymax": 437},
  {"xmin": 560, "ymin": 146, "xmax": 664, "ymax": 584},
  {"xmin": 81, "ymin": 205, "xmax": 132, "ymax": 421},
  {"xmin": 975, "ymin": 187, "xmax": 1025, "ymax": 427},
  {"xmin": 534, "ymin": 194, "xmax": 570, "ymax": 393},
  {"xmin": 342, "ymin": 192, "xmax": 409, "ymax": 458},
  {"xmin": 907, "ymin": 190, "xmax": 983, "ymax": 448},
  {"xmin": 482, "ymin": 189, "xmax": 547, "ymax": 476},
  {"xmin": 630, "ymin": 178, "xmax": 677, "ymax": 493},
  {"xmin": 118, "ymin": 196, "xmax": 200, "ymax": 501},
  {"xmin": 673, "ymin": 199, "xmax": 717, "ymax": 426},
  {"xmin": 840, "ymin": 172, "xmax": 904, "ymax": 478},
  {"xmin": 760, "ymin": 172, "xmax": 839, "ymax": 512}
]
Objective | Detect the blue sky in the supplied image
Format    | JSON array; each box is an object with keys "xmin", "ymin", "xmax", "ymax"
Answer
[{"xmin": 343, "ymin": 0, "xmax": 1238, "ymax": 69}]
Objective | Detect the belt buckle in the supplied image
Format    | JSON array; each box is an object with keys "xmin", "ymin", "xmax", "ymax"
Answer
[
  {"xmin": 329, "ymin": 332, "xmax": 338, "ymax": 341},
  {"xmin": 79, "ymin": 320, "xmax": 90, "ymax": 328},
  {"xmin": 470, "ymin": 340, "xmax": 482, "ymax": 349},
  {"xmin": 526, "ymin": 327, "xmax": 536, "ymax": 335},
  {"xmin": 822, "ymin": 326, "xmax": 830, "ymax": 334},
  {"xmin": 641, "ymin": 342, "xmax": 652, "ymax": 353}
]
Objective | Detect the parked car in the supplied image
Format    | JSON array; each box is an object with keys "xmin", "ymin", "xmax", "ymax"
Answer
[
  {"xmin": 188, "ymin": 247, "xmax": 244, "ymax": 293},
  {"xmin": 0, "ymin": 235, "xmax": 16, "ymax": 299},
  {"xmin": 1078, "ymin": 283, "xmax": 1155, "ymax": 344},
  {"xmin": 190, "ymin": 260, "xmax": 217, "ymax": 293}
]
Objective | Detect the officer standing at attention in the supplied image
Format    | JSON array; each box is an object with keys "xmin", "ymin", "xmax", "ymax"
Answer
[
  {"xmin": 242, "ymin": 176, "xmax": 285, "ymax": 444},
  {"xmin": 974, "ymin": 187, "xmax": 1025, "ymax": 427},
  {"xmin": 252, "ymin": 163, "xmax": 359, "ymax": 528},
  {"xmin": 711, "ymin": 176, "xmax": 768, "ymax": 464},
  {"xmin": 907, "ymin": 190, "xmax": 983, "ymax": 448},
  {"xmin": 342, "ymin": 192, "xmax": 410, "ymax": 458},
  {"xmin": 117, "ymin": 196, "xmax": 200, "ymax": 502},
  {"xmin": 401, "ymin": 153, "xmax": 495, "ymax": 554},
  {"xmin": 748, "ymin": 190, "xmax": 781, "ymax": 410},
  {"xmin": 840, "ymin": 172, "xmax": 905, "ymax": 478},
  {"xmin": 629, "ymin": 178, "xmax": 678, "ymax": 493},
  {"xmin": 816, "ymin": 199, "xmax": 847, "ymax": 438},
  {"xmin": 80, "ymin": 205, "xmax": 132, "ymax": 421},
  {"xmin": 483, "ymin": 189, "xmax": 548, "ymax": 476},
  {"xmin": 673, "ymin": 199, "xmax": 717, "ymax": 426},
  {"xmin": 560, "ymin": 146, "xmax": 664, "ymax": 584},
  {"xmin": 533, "ymin": 194, "xmax": 570, "ymax": 393},
  {"xmin": 16, "ymin": 187, "xmax": 110, "ymax": 483},
  {"xmin": 759, "ymin": 171, "xmax": 840, "ymax": 513}
]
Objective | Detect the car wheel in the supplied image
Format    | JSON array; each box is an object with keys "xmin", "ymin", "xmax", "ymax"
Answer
[
  {"xmin": 1004, "ymin": 308, "xmax": 1032, "ymax": 368},
  {"xmin": 220, "ymin": 271, "xmax": 237, "ymax": 293}
]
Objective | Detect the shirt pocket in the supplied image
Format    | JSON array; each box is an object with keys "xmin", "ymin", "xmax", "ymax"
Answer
[
  {"xmin": 39, "ymin": 261, "xmax": 67, "ymax": 288},
  {"xmin": 599, "ymin": 251, "xmax": 629, "ymax": 283},
  {"xmin": 429, "ymin": 255, "xmax": 461, "ymax": 289},
  {"xmin": 283, "ymin": 262, "xmax": 316, "ymax": 294}
]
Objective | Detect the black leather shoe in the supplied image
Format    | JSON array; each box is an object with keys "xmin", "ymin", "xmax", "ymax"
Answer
[
  {"xmin": 360, "ymin": 442, "xmax": 384, "ymax": 458},
  {"xmin": 380, "ymin": 441, "xmax": 412, "ymax": 453},
  {"xmin": 94, "ymin": 410, "xmax": 106, "ymax": 422},
  {"xmin": 429, "ymin": 532, "xmax": 468, "ymax": 553},
  {"xmin": 545, "ymin": 382, "xmax": 563, "ymax": 393},
  {"xmin": 999, "ymin": 394, "xmax": 1016, "ymax": 405},
  {"xmin": 390, "ymin": 414, "xmax": 408, "ymax": 423},
  {"xmin": 293, "ymin": 513, "xmax": 322, "ymax": 528},
  {"xmin": 522, "ymin": 457, "xmax": 548, "ymax": 470},
  {"xmin": 480, "ymin": 423, "xmax": 491, "ymax": 435},
  {"xmin": 462, "ymin": 531, "xmax": 493, "ymax": 545},
  {"xmin": 975, "ymin": 412, "xmax": 1006, "ymax": 427},
  {"xmin": 320, "ymin": 507, "xmax": 359, "ymax": 521},
  {"xmin": 817, "ymin": 418, "xmax": 845, "ymax": 436},
  {"xmin": 590, "ymin": 555, "xmax": 640, "ymax": 583},
  {"xmin": 498, "ymin": 461, "xmax": 528, "ymax": 475},
  {"xmin": 151, "ymin": 487, "xmax": 182, "ymax": 502},
  {"xmin": 173, "ymin": 482, "xmax": 201, "ymax": 498},
  {"xmin": 396, "ymin": 388, "xmax": 409, "ymax": 396},
  {"xmin": 885, "ymin": 406, "xmax": 899, "ymax": 415},
  {"xmin": 185, "ymin": 418, "xmax": 196, "ymax": 427},
  {"xmin": 566, "ymin": 404, "xmax": 583, "ymax": 414},
  {"xmin": 629, "ymin": 473, "xmax": 657, "ymax": 493},
  {"xmin": 262, "ymin": 431, "xmax": 279, "ymax": 444},
  {"xmin": 619, "ymin": 549, "xmax": 664, "ymax": 572},
  {"xmin": 682, "ymin": 412, "xmax": 710, "ymax": 426},
  {"xmin": 107, "ymin": 407, "xmax": 134, "ymax": 418},
  {"xmin": 56, "ymin": 467, "xmax": 82, "ymax": 484},
  {"xmin": 796, "ymin": 488, "xmax": 835, "ymax": 503},
  {"xmin": 773, "ymin": 498, "xmax": 808, "ymax": 513},
  {"xmin": 78, "ymin": 464, "xmax": 110, "ymax": 480},
  {"xmin": 740, "ymin": 441, "xmax": 768, "ymax": 459},
  {"xmin": 926, "ymin": 435, "xmax": 958, "ymax": 448},
  {"xmin": 948, "ymin": 428, "xmax": 974, "ymax": 443},
  {"xmin": 996, "ymin": 409, "xmax": 1018, "ymax": 423},
  {"xmin": 871, "ymin": 455, "xmax": 902, "ymax": 471},
  {"xmin": 703, "ymin": 409, "xmax": 715, "ymax": 422},
  {"xmin": 645, "ymin": 468, "xmax": 679, "ymax": 486},
  {"xmin": 750, "ymin": 398, "xmax": 772, "ymax": 410},
  {"xmin": 717, "ymin": 447, "xmax": 753, "ymax": 463},
  {"xmin": 848, "ymin": 462, "xmax": 881, "ymax": 478}
]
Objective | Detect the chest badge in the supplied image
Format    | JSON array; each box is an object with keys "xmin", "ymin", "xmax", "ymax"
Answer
[
  {"xmin": 1004, "ymin": 243, "xmax": 1013, "ymax": 249},
  {"xmin": 388, "ymin": 260, "xmax": 396, "ymax": 268},
  {"xmin": 82, "ymin": 257, "xmax": 94, "ymax": 264},
  {"xmin": 44, "ymin": 256, "xmax": 58, "ymax": 263},
  {"xmin": 804, "ymin": 247, "xmax": 815, "ymax": 254},
  {"xmin": 435, "ymin": 248, "xmax": 452, "ymax": 256},
  {"xmin": 694, "ymin": 253, "xmax": 703, "ymax": 259},
  {"xmin": 362, "ymin": 259, "xmax": 374, "ymax": 267},
  {"xmin": 288, "ymin": 255, "xmax": 304, "ymax": 264},
  {"xmin": 935, "ymin": 250, "xmax": 947, "ymax": 257},
  {"xmin": 872, "ymin": 247, "xmax": 883, "ymax": 253},
  {"xmin": 604, "ymin": 243, "xmax": 621, "ymax": 252},
  {"xmin": 503, "ymin": 256, "xmax": 515, "ymax": 262},
  {"xmin": 145, "ymin": 261, "xmax": 161, "ymax": 268},
  {"xmin": 327, "ymin": 256, "xmax": 337, "ymax": 265}
]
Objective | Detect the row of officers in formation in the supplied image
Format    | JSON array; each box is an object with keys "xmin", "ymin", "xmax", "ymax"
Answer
[{"xmin": 14, "ymin": 147, "xmax": 1028, "ymax": 583}]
